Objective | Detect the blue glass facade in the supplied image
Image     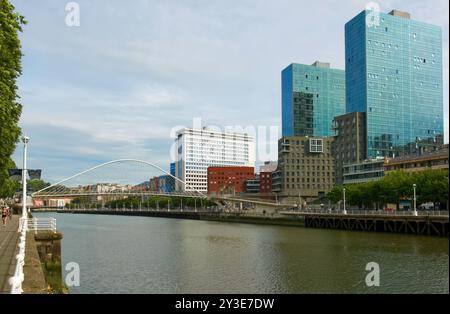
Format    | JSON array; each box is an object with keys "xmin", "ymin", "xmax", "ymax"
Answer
[
  {"xmin": 170, "ymin": 162, "xmax": 175, "ymax": 177},
  {"xmin": 345, "ymin": 10, "xmax": 444, "ymax": 158},
  {"xmin": 158, "ymin": 175, "xmax": 175, "ymax": 193},
  {"xmin": 282, "ymin": 62, "xmax": 345, "ymax": 137}
]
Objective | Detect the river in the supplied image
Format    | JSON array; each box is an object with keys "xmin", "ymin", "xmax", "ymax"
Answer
[{"xmin": 34, "ymin": 212, "xmax": 448, "ymax": 294}]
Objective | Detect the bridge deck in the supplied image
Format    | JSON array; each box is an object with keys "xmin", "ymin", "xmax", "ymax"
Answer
[{"xmin": 0, "ymin": 215, "xmax": 19, "ymax": 293}]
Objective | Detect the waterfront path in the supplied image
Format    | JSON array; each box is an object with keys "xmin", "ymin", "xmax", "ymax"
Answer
[{"xmin": 0, "ymin": 215, "xmax": 19, "ymax": 293}]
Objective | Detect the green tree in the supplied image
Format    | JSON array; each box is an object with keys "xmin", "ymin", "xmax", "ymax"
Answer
[
  {"xmin": 327, "ymin": 185, "xmax": 343, "ymax": 204},
  {"xmin": 27, "ymin": 179, "xmax": 51, "ymax": 192},
  {"xmin": 0, "ymin": 1, "xmax": 26, "ymax": 197}
]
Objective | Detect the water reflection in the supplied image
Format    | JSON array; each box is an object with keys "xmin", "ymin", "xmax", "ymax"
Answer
[{"xmin": 34, "ymin": 213, "xmax": 448, "ymax": 294}]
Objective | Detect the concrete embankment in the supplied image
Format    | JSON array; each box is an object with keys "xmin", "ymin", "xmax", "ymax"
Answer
[{"xmin": 22, "ymin": 214, "xmax": 66, "ymax": 294}]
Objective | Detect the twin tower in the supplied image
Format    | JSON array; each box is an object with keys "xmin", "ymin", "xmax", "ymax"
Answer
[{"xmin": 281, "ymin": 9, "xmax": 444, "ymax": 160}]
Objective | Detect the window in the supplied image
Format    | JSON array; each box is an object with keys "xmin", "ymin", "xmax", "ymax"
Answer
[{"xmin": 309, "ymin": 139, "xmax": 323, "ymax": 153}]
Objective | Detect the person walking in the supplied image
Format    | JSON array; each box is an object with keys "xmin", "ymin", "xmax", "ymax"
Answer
[
  {"xmin": 7, "ymin": 206, "xmax": 12, "ymax": 221},
  {"xmin": 2, "ymin": 206, "xmax": 8, "ymax": 227}
]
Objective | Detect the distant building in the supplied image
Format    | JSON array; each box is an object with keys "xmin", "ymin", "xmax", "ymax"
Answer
[
  {"xmin": 149, "ymin": 175, "xmax": 175, "ymax": 193},
  {"xmin": 384, "ymin": 144, "xmax": 449, "ymax": 173},
  {"xmin": 259, "ymin": 161, "xmax": 277, "ymax": 195},
  {"xmin": 149, "ymin": 177, "xmax": 159, "ymax": 192},
  {"xmin": 158, "ymin": 175, "xmax": 175, "ymax": 193},
  {"xmin": 342, "ymin": 158, "xmax": 385, "ymax": 185},
  {"xmin": 245, "ymin": 175, "xmax": 260, "ymax": 194},
  {"xmin": 259, "ymin": 161, "xmax": 278, "ymax": 173},
  {"xmin": 207, "ymin": 166, "xmax": 255, "ymax": 196},
  {"xmin": 345, "ymin": 9, "xmax": 444, "ymax": 158},
  {"xmin": 272, "ymin": 136, "xmax": 335, "ymax": 203},
  {"xmin": 170, "ymin": 163, "xmax": 176, "ymax": 177},
  {"xmin": 332, "ymin": 112, "xmax": 366, "ymax": 184},
  {"xmin": 174, "ymin": 127, "xmax": 255, "ymax": 193},
  {"xmin": 282, "ymin": 61, "xmax": 345, "ymax": 137}
]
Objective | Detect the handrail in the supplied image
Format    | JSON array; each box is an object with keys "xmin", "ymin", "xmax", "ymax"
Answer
[
  {"xmin": 9, "ymin": 217, "xmax": 28, "ymax": 294},
  {"xmin": 27, "ymin": 217, "xmax": 57, "ymax": 234},
  {"xmin": 8, "ymin": 217, "xmax": 57, "ymax": 294},
  {"xmin": 279, "ymin": 209, "xmax": 449, "ymax": 217}
]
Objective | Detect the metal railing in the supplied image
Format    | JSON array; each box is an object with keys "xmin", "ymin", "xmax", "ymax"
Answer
[
  {"xmin": 27, "ymin": 217, "xmax": 57, "ymax": 234},
  {"xmin": 280, "ymin": 208, "xmax": 449, "ymax": 217},
  {"xmin": 9, "ymin": 217, "xmax": 28, "ymax": 294},
  {"xmin": 9, "ymin": 217, "xmax": 57, "ymax": 294}
]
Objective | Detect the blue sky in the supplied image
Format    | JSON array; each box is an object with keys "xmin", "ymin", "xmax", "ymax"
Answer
[{"xmin": 11, "ymin": 0, "xmax": 449, "ymax": 183}]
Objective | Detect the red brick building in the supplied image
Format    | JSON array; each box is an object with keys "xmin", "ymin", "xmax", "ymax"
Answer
[
  {"xmin": 207, "ymin": 166, "xmax": 255, "ymax": 196},
  {"xmin": 259, "ymin": 172, "xmax": 273, "ymax": 194}
]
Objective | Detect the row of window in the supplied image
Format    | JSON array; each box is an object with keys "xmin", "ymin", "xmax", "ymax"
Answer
[
  {"xmin": 286, "ymin": 177, "xmax": 333, "ymax": 183},
  {"xmin": 283, "ymin": 183, "xmax": 332, "ymax": 190}
]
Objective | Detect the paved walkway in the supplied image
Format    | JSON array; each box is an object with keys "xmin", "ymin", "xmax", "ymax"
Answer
[{"xmin": 0, "ymin": 215, "xmax": 19, "ymax": 293}]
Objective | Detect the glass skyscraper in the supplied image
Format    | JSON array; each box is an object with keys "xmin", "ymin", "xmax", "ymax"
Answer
[
  {"xmin": 345, "ymin": 9, "xmax": 444, "ymax": 158},
  {"xmin": 282, "ymin": 62, "xmax": 345, "ymax": 137}
]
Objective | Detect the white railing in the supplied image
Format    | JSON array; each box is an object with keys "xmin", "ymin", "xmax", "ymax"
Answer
[
  {"xmin": 9, "ymin": 217, "xmax": 28, "ymax": 294},
  {"xmin": 8, "ymin": 217, "xmax": 57, "ymax": 294},
  {"xmin": 27, "ymin": 217, "xmax": 57, "ymax": 234}
]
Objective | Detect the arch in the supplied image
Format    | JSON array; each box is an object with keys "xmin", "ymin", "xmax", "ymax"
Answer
[{"xmin": 31, "ymin": 159, "xmax": 207, "ymax": 199}]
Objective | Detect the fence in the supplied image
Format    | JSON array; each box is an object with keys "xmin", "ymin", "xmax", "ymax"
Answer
[
  {"xmin": 280, "ymin": 208, "xmax": 449, "ymax": 217},
  {"xmin": 27, "ymin": 217, "xmax": 57, "ymax": 234},
  {"xmin": 9, "ymin": 217, "xmax": 57, "ymax": 294},
  {"xmin": 9, "ymin": 217, "xmax": 28, "ymax": 294}
]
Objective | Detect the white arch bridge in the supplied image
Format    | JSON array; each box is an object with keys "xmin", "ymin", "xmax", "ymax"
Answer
[{"xmin": 31, "ymin": 159, "xmax": 294, "ymax": 211}]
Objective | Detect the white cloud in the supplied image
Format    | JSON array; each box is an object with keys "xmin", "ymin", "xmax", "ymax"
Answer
[{"xmin": 10, "ymin": 0, "xmax": 450, "ymax": 183}]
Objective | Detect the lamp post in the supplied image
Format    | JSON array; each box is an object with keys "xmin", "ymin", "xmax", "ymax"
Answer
[
  {"xmin": 413, "ymin": 184, "xmax": 418, "ymax": 216},
  {"xmin": 343, "ymin": 187, "xmax": 347, "ymax": 215},
  {"xmin": 20, "ymin": 136, "xmax": 30, "ymax": 231}
]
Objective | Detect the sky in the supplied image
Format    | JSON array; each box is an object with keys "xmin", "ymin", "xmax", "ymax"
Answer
[{"xmin": 10, "ymin": 0, "xmax": 449, "ymax": 184}]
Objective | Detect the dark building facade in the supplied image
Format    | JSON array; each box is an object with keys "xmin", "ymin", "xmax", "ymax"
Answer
[
  {"xmin": 332, "ymin": 112, "xmax": 367, "ymax": 184},
  {"xmin": 272, "ymin": 136, "xmax": 335, "ymax": 203}
]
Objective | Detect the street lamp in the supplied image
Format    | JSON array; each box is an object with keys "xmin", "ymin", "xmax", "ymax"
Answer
[
  {"xmin": 343, "ymin": 187, "xmax": 347, "ymax": 215},
  {"xmin": 413, "ymin": 184, "xmax": 418, "ymax": 216},
  {"xmin": 20, "ymin": 136, "xmax": 30, "ymax": 231}
]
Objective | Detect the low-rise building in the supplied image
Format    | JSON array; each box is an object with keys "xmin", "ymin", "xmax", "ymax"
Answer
[
  {"xmin": 207, "ymin": 166, "xmax": 255, "ymax": 196},
  {"xmin": 342, "ymin": 158, "xmax": 385, "ymax": 185},
  {"xmin": 245, "ymin": 176, "xmax": 260, "ymax": 194},
  {"xmin": 384, "ymin": 145, "xmax": 449, "ymax": 173},
  {"xmin": 258, "ymin": 161, "xmax": 277, "ymax": 195},
  {"xmin": 273, "ymin": 136, "xmax": 335, "ymax": 203},
  {"xmin": 149, "ymin": 175, "xmax": 175, "ymax": 193}
]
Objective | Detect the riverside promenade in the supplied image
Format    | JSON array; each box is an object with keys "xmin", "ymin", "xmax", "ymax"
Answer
[{"xmin": 0, "ymin": 215, "xmax": 19, "ymax": 293}]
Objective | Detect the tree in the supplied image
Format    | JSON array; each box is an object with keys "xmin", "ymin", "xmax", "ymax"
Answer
[
  {"xmin": 0, "ymin": 1, "xmax": 26, "ymax": 197},
  {"xmin": 27, "ymin": 179, "xmax": 51, "ymax": 192},
  {"xmin": 327, "ymin": 169, "xmax": 448, "ymax": 210},
  {"xmin": 327, "ymin": 185, "xmax": 343, "ymax": 204}
]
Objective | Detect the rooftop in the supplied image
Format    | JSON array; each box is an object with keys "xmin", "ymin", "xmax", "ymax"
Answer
[
  {"xmin": 385, "ymin": 146, "xmax": 449, "ymax": 165},
  {"xmin": 388, "ymin": 9, "xmax": 411, "ymax": 19}
]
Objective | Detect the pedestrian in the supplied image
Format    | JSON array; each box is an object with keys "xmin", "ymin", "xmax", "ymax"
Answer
[
  {"xmin": 7, "ymin": 206, "xmax": 12, "ymax": 221},
  {"xmin": 2, "ymin": 206, "xmax": 8, "ymax": 227}
]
